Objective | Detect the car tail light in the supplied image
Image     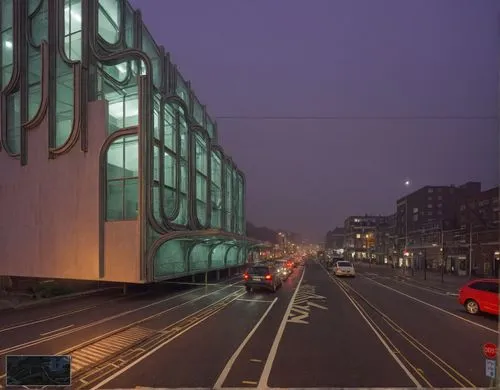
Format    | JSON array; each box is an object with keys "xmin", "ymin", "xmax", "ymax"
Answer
[
  {"xmin": 244, "ymin": 273, "xmax": 249, "ymax": 280},
  {"xmin": 265, "ymin": 274, "xmax": 272, "ymax": 280}
]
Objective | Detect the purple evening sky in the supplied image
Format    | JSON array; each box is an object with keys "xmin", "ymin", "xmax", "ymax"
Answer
[{"xmin": 130, "ymin": 0, "xmax": 499, "ymax": 242}]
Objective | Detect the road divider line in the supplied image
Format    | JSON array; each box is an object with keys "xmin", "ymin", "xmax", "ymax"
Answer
[
  {"xmin": 365, "ymin": 277, "xmax": 498, "ymax": 334},
  {"xmin": 336, "ymin": 276, "xmax": 476, "ymax": 388},
  {"xmin": 0, "ymin": 304, "xmax": 98, "ymax": 333},
  {"xmin": 257, "ymin": 268, "xmax": 306, "ymax": 389},
  {"xmin": 40, "ymin": 324, "xmax": 74, "ymax": 336},
  {"xmin": 213, "ymin": 297, "xmax": 278, "ymax": 389},
  {"xmin": 0, "ymin": 280, "xmax": 242, "ymax": 357},
  {"xmin": 319, "ymin": 263, "xmax": 422, "ymax": 388},
  {"xmin": 87, "ymin": 290, "xmax": 246, "ymax": 390}
]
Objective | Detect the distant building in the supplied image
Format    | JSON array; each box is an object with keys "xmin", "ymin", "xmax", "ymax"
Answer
[
  {"xmin": 395, "ymin": 182, "xmax": 481, "ymax": 269},
  {"xmin": 454, "ymin": 186, "xmax": 499, "ymax": 276},
  {"xmin": 325, "ymin": 227, "xmax": 345, "ymax": 250},
  {"xmin": 344, "ymin": 215, "xmax": 387, "ymax": 261}
]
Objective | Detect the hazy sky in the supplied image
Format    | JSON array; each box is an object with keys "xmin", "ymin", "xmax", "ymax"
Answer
[{"xmin": 130, "ymin": 0, "xmax": 499, "ymax": 241}]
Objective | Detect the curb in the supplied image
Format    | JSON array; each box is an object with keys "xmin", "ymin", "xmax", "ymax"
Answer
[{"xmin": 0, "ymin": 286, "xmax": 120, "ymax": 313}]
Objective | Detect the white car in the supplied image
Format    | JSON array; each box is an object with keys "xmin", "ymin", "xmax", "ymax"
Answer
[{"xmin": 333, "ymin": 261, "xmax": 356, "ymax": 277}]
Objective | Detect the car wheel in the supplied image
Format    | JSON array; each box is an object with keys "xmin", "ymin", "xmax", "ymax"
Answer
[{"xmin": 465, "ymin": 299, "xmax": 479, "ymax": 315}]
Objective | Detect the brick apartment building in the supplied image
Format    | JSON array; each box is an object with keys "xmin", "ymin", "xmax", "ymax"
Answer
[
  {"xmin": 344, "ymin": 215, "xmax": 387, "ymax": 261},
  {"xmin": 455, "ymin": 186, "xmax": 499, "ymax": 277}
]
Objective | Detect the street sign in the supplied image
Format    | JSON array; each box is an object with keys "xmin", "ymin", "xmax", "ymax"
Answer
[
  {"xmin": 485, "ymin": 359, "xmax": 496, "ymax": 379},
  {"xmin": 483, "ymin": 343, "xmax": 497, "ymax": 359}
]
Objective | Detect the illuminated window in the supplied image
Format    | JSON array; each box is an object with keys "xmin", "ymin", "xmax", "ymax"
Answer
[
  {"xmin": 106, "ymin": 136, "xmax": 139, "ymax": 220},
  {"xmin": 356, "ymin": 234, "xmax": 361, "ymax": 239}
]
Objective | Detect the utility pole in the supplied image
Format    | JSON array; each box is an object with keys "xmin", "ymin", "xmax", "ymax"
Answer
[{"xmin": 423, "ymin": 248, "xmax": 427, "ymax": 280}]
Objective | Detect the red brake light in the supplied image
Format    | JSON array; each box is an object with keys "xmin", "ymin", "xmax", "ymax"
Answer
[
  {"xmin": 244, "ymin": 273, "xmax": 249, "ymax": 279},
  {"xmin": 265, "ymin": 274, "xmax": 272, "ymax": 280}
]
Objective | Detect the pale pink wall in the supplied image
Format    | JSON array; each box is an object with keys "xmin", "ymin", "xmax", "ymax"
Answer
[
  {"xmin": 0, "ymin": 100, "xmax": 127, "ymax": 281},
  {"xmin": 104, "ymin": 221, "xmax": 140, "ymax": 283}
]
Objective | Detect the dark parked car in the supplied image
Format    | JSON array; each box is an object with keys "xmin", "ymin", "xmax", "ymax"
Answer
[{"xmin": 243, "ymin": 265, "xmax": 282, "ymax": 292}]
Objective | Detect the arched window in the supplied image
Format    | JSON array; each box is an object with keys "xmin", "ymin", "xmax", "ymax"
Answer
[
  {"xmin": 223, "ymin": 160, "xmax": 233, "ymax": 232},
  {"xmin": 0, "ymin": 0, "xmax": 14, "ymax": 90},
  {"xmin": 194, "ymin": 132, "xmax": 209, "ymax": 226},
  {"xmin": 210, "ymin": 150, "xmax": 222, "ymax": 228},
  {"xmin": 106, "ymin": 135, "xmax": 139, "ymax": 221},
  {"xmin": 97, "ymin": 60, "xmax": 139, "ymax": 134},
  {"xmin": 173, "ymin": 106, "xmax": 188, "ymax": 225},
  {"xmin": 63, "ymin": 0, "xmax": 82, "ymax": 61},
  {"xmin": 98, "ymin": 0, "xmax": 121, "ymax": 45}
]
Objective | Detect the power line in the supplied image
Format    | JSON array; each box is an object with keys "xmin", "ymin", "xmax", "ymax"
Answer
[{"xmin": 216, "ymin": 115, "xmax": 497, "ymax": 121}]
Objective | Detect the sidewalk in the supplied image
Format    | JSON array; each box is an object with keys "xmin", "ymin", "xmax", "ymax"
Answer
[
  {"xmin": 352, "ymin": 262, "xmax": 468, "ymax": 294},
  {"xmin": 396, "ymin": 269, "xmax": 470, "ymax": 294}
]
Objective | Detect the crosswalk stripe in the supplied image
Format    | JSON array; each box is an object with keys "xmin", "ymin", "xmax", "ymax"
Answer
[{"xmin": 70, "ymin": 326, "xmax": 156, "ymax": 373}]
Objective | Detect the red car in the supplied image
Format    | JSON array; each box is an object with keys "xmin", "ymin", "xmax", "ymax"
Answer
[{"xmin": 458, "ymin": 278, "xmax": 499, "ymax": 315}]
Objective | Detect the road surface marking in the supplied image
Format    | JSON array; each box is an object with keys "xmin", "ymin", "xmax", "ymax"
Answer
[
  {"xmin": 250, "ymin": 358, "xmax": 262, "ymax": 363},
  {"xmin": 288, "ymin": 283, "xmax": 327, "ymax": 325},
  {"xmin": 87, "ymin": 291, "xmax": 246, "ymax": 390},
  {"xmin": 39, "ymin": 324, "xmax": 74, "ymax": 336},
  {"xmin": 319, "ymin": 264, "xmax": 422, "ymax": 387},
  {"xmin": 242, "ymin": 380, "xmax": 258, "ymax": 385},
  {"xmin": 0, "ymin": 304, "xmax": 98, "ymax": 333},
  {"xmin": 380, "ymin": 275, "xmax": 453, "ymax": 297},
  {"xmin": 71, "ymin": 326, "xmax": 155, "ymax": 372},
  {"xmin": 236, "ymin": 298, "xmax": 275, "ymax": 303},
  {"xmin": 339, "ymin": 278, "xmax": 476, "ymax": 388},
  {"xmin": 365, "ymin": 277, "xmax": 498, "ymax": 334},
  {"xmin": 213, "ymin": 297, "xmax": 278, "ymax": 389},
  {"xmin": 257, "ymin": 268, "xmax": 306, "ymax": 389},
  {"xmin": 0, "ymin": 280, "xmax": 243, "ymax": 359}
]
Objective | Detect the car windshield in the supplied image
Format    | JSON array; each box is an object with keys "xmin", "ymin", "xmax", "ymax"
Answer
[{"xmin": 338, "ymin": 262, "xmax": 352, "ymax": 267}]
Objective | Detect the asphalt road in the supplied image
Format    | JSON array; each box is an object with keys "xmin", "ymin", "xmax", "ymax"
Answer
[{"xmin": 0, "ymin": 261, "xmax": 498, "ymax": 389}]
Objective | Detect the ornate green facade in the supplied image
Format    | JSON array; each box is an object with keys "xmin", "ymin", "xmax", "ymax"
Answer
[{"xmin": 0, "ymin": 0, "xmax": 253, "ymax": 281}]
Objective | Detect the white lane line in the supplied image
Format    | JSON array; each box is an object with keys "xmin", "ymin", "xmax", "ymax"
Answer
[
  {"xmin": 88, "ymin": 291, "xmax": 246, "ymax": 390},
  {"xmin": 0, "ymin": 281, "xmax": 242, "ymax": 357},
  {"xmin": 0, "ymin": 304, "xmax": 98, "ymax": 333},
  {"xmin": 257, "ymin": 268, "xmax": 306, "ymax": 389},
  {"xmin": 213, "ymin": 297, "xmax": 278, "ymax": 389},
  {"xmin": 365, "ymin": 277, "xmax": 498, "ymax": 334},
  {"xmin": 323, "ymin": 271, "xmax": 422, "ymax": 387},
  {"xmin": 236, "ymin": 299, "xmax": 275, "ymax": 303},
  {"xmin": 40, "ymin": 324, "xmax": 74, "ymax": 336}
]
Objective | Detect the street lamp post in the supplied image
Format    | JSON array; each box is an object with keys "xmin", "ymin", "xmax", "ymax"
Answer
[{"xmin": 403, "ymin": 180, "xmax": 414, "ymax": 276}]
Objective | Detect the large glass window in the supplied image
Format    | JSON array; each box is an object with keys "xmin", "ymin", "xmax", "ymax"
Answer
[
  {"xmin": 195, "ymin": 134, "xmax": 209, "ymax": 226},
  {"xmin": 192, "ymin": 96, "xmax": 203, "ymax": 126},
  {"xmin": 6, "ymin": 91, "xmax": 20, "ymax": 154},
  {"xmin": 30, "ymin": 0, "xmax": 48, "ymax": 45},
  {"xmin": 106, "ymin": 135, "xmax": 139, "ymax": 221},
  {"xmin": 98, "ymin": 0, "xmax": 120, "ymax": 44},
  {"xmin": 173, "ymin": 160, "xmax": 188, "ymax": 225},
  {"xmin": 224, "ymin": 163, "xmax": 233, "ymax": 232},
  {"xmin": 98, "ymin": 62, "xmax": 139, "ymax": 134},
  {"xmin": 64, "ymin": 0, "xmax": 82, "ymax": 61},
  {"xmin": 142, "ymin": 27, "xmax": 161, "ymax": 88},
  {"xmin": 176, "ymin": 71, "xmax": 189, "ymax": 106},
  {"xmin": 232, "ymin": 170, "xmax": 240, "ymax": 234},
  {"xmin": 211, "ymin": 152, "xmax": 222, "ymax": 228},
  {"xmin": 206, "ymin": 116, "xmax": 215, "ymax": 140},
  {"xmin": 1, "ymin": 0, "xmax": 14, "ymax": 89},
  {"xmin": 55, "ymin": 57, "xmax": 74, "ymax": 147},
  {"xmin": 162, "ymin": 103, "xmax": 178, "ymax": 219}
]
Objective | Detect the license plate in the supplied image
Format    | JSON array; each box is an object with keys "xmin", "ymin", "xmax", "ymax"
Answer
[{"xmin": 253, "ymin": 276, "xmax": 263, "ymax": 281}]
